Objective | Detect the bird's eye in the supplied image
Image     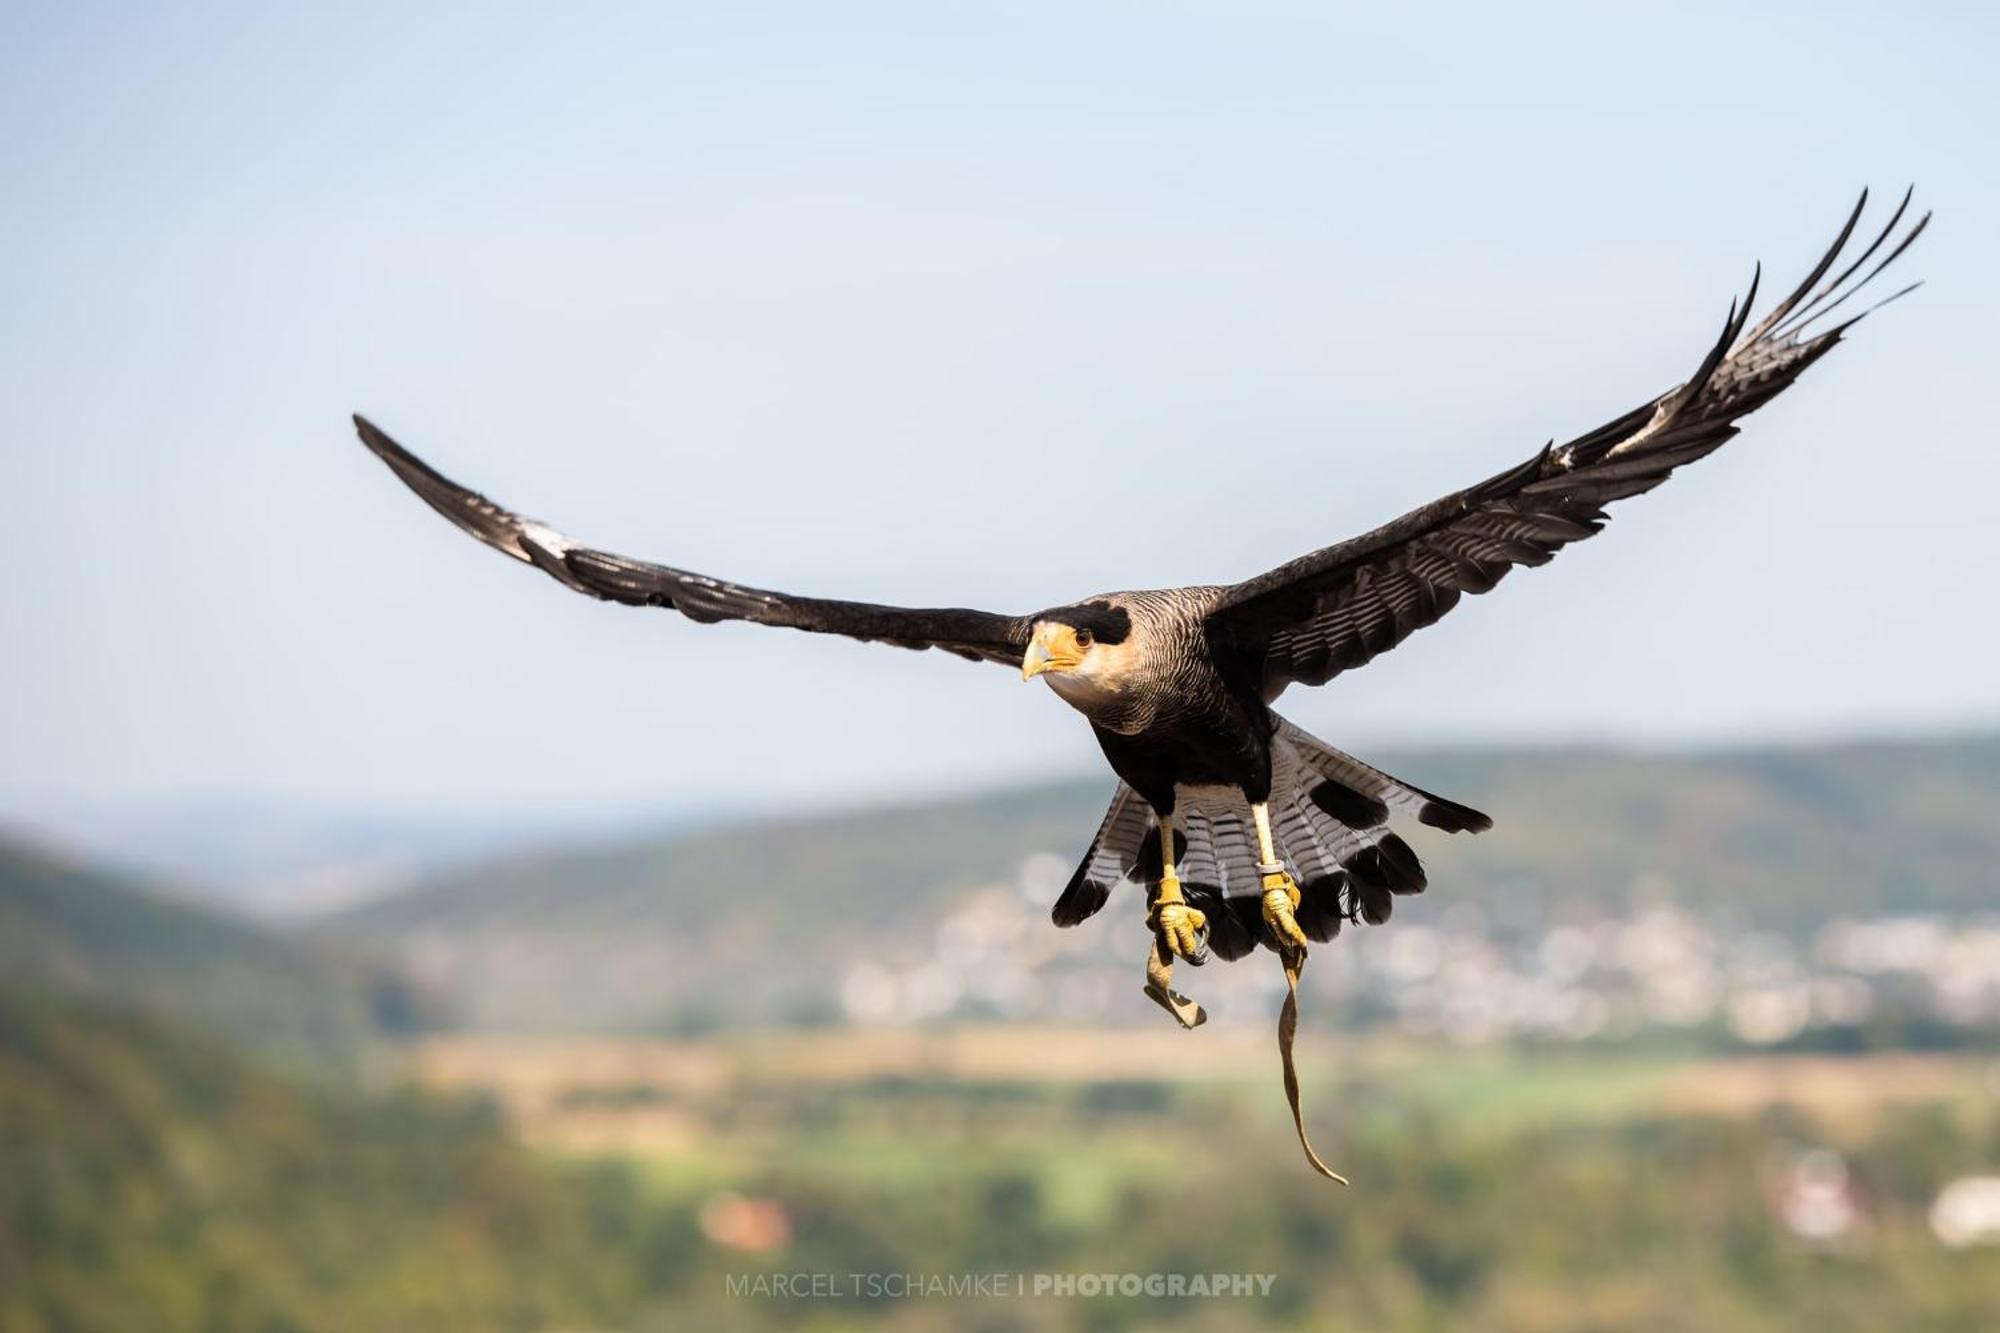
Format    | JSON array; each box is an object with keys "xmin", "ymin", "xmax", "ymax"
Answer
[{"xmin": 1074, "ymin": 628, "xmax": 1093, "ymax": 648}]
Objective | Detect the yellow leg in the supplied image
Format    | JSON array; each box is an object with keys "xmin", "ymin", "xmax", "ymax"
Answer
[
  {"xmin": 1141, "ymin": 815, "xmax": 1208, "ymax": 1028},
  {"xmin": 1145, "ymin": 817, "xmax": 1207, "ymax": 961},
  {"xmin": 1253, "ymin": 802, "xmax": 1309, "ymax": 954}
]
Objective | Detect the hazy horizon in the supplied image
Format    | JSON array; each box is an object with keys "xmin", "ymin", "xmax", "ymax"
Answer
[
  {"xmin": 12, "ymin": 726, "xmax": 1998, "ymax": 920},
  {"xmin": 12, "ymin": 718, "xmax": 2000, "ymax": 828},
  {"xmin": 6, "ymin": 2, "xmax": 1997, "ymax": 832}
]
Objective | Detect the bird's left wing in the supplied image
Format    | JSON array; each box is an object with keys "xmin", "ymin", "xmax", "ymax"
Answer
[
  {"xmin": 1206, "ymin": 190, "xmax": 1928, "ymax": 697},
  {"xmin": 353, "ymin": 416, "xmax": 1035, "ymax": 666}
]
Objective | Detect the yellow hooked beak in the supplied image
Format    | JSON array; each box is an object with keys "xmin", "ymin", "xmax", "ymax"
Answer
[{"xmin": 1021, "ymin": 623, "xmax": 1087, "ymax": 682}]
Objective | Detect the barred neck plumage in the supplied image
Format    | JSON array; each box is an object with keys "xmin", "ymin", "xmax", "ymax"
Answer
[{"xmin": 1041, "ymin": 586, "xmax": 1230, "ymax": 734}]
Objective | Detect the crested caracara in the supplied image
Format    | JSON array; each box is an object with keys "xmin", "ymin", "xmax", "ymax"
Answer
[{"xmin": 355, "ymin": 192, "xmax": 1926, "ymax": 1177}]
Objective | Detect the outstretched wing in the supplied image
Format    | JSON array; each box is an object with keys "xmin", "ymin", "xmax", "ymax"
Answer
[
  {"xmin": 353, "ymin": 416, "xmax": 1035, "ymax": 666},
  {"xmin": 1208, "ymin": 190, "xmax": 1928, "ymax": 696}
]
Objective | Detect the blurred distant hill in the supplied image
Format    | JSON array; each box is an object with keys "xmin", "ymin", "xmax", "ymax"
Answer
[
  {"xmin": 319, "ymin": 780, "xmax": 1101, "ymax": 1032},
  {"xmin": 0, "ymin": 833, "xmax": 429, "ymax": 1070},
  {"xmin": 315, "ymin": 736, "xmax": 2000, "ymax": 1033},
  {"xmin": 13, "ymin": 797, "xmax": 675, "ymax": 919}
]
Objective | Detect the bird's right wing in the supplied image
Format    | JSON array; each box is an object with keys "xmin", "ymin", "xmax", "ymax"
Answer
[
  {"xmin": 353, "ymin": 416, "xmax": 1036, "ymax": 667},
  {"xmin": 1205, "ymin": 190, "xmax": 1928, "ymax": 696}
]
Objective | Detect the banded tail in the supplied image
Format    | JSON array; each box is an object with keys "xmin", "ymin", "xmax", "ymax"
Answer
[{"xmin": 1051, "ymin": 719, "xmax": 1490, "ymax": 960}]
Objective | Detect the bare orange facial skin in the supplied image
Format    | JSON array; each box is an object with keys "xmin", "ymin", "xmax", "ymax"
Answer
[{"xmin": 1021, "ymin": 622, "xmax": 1090, "ymax": 681}]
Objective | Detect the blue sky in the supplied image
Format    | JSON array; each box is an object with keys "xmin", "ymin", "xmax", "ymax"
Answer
[{"xmin": 3, "ymin": 1, "xmax": 1995, "ymax": 826}]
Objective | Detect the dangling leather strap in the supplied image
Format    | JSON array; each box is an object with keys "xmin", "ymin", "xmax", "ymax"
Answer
[{"xmin": 1278, "ymin": 947, "xmax": 1348, "ymax": 1185}]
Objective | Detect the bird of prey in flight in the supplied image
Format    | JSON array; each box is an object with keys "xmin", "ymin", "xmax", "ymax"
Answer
[{"xmin": 356, "ymin": 191, "xmax": 1924, "ymax": 1179}]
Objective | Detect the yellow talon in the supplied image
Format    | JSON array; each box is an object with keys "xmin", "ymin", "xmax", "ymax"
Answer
[
  {"xmin": 1147, "ymin": 873, "xmax": 1209, "ymax": 962},
  {"xmin": 1261, "ymin": 870, "xmax": 1309, "ymax": 955}
]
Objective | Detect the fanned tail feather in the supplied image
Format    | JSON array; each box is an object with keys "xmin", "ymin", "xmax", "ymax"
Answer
[
  {"xmin": 1050, "ymin": 717, "xmax": 1490, "ymax": 958},
  {"xmin": 1050, "ymin": 784, "xmax": 1152, "ymax": 926}
]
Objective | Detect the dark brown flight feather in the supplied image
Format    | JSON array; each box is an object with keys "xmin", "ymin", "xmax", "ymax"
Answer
[
  {"xmin": 352, "ymin": 415, "xmax": 1035, "ymax": 666},
  {"xmin": 1206, "ymin": 190, "xmax": 1928, "ymax": 697}
]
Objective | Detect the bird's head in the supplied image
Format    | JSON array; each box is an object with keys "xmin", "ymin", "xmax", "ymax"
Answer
[{"xmin": 1021, "ymin": 602, "xmax": 1133, "ymax": 686}]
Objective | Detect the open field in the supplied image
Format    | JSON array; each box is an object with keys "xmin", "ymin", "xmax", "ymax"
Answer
[
  {"xmin": 408, "ymin": 1027, "xmax": 2000, "ymax": 1157},
  {"xmin": 386, "ymin": 1029, "xmax": 2000, "ymax": 1330}
]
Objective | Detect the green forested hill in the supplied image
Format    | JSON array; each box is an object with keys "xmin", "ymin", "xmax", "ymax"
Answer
[
  {"xmin": 0, "ymin": 987, "xmax": 642, "ymax": 1333},
  {"xmin": 319, "ymin": 736, "xmax": 2000, "ymax": 1032},
  {"xmin": 0, "ymin": 834, "xmax": 427, "ymax": 1070}
]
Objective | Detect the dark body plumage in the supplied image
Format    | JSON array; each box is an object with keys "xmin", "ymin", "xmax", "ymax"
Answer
[{"xmin": 352, "ymin": 192, "xmax": 1926, "ymax": 971}]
